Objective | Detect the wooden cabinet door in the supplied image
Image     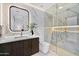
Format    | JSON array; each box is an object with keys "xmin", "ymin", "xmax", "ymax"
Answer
[
  {"xmin": 11, "ymin": 41, "xmax": 24, "ymax": 56},
  {"xmin": 0, "ymin": 43, "xmax": 12, "ymax": 56},
  {"xmin": 0, "ymin": 44, "xmax": 7, "ymax": 56},
  {"xmin": 4, "ymin": 43, "xmax": 12, "ymax": 56},
  {"xmin": 10, "ymin": 42, "xmax": 18, "ymax": 56},
  {"xmin": 31, "ymin": 38, "xmax": 39, "ymax": 55},
  {"xmin": 0, "ymin": 44, "xmax": 5, "ymax": 56},
  {"xmin": 24, "ymin": 39, "xmax": 31, "ymax": 56}
]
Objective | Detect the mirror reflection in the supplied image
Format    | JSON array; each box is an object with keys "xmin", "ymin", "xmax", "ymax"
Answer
[{"xmin": 10, "ymin": 6, "xmax": 29, "ymax": 32}]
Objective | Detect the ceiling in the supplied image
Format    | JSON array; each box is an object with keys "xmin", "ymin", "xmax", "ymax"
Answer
[{"xmin": 31, "ymin": 3, "xmax": 55, "ymax": 10}]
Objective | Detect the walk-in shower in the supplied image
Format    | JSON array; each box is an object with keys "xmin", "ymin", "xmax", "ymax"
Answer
[{"xmin": 44, "ymin": 3, "xmax": 79, "ymax": 56}]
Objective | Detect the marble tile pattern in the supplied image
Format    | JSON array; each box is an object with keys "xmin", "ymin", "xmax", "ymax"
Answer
[
  {"xmin": 30, "ymin": 7, "xmax": 45, "ymax": 42},
  {"xmin": 44, "ymin": 13, "xmax": 53, "ymax": 43},
  {"xmin": 51, "ymin": 32, "xmax": 79, "ymax": 55},
  {"xmin": 44, "ymin": 4, "xmax": 79, "ymax": 55}
]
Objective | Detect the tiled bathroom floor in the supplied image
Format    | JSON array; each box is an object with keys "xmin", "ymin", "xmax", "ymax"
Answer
[
  {"xmin": 32, "ymin": 44, "xmax": 58, "ymax": 56},
  {"xmin": 32, "ymin": 51, "xmax": 58, "ymax": 56}
]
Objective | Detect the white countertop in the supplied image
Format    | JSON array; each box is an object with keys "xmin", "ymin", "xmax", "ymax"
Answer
[{"xmin": 0, "ymin": 35, "xmax": 39, "ymax": 44}]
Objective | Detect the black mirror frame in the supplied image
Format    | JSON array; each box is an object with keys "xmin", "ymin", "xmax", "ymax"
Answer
[{"xmin": 9, "ymin": 6, "xmax": 29, "ymax": 32}]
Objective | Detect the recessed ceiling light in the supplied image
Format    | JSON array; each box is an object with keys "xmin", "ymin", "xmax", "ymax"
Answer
[{"xmin": 58, "ymin": 6, "xmax": 63, "ymax": 9}]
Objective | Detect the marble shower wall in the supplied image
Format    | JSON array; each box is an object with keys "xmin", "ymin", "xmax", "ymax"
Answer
[
  {"xmin": 44, "ymin": 3, "xmax": 79, "ymax": 55},
  {"xmin": 67, "ymin": 16, "xmax": 77, "ymax": 26},
  {"xmin": 50, "ymin": 14, "xmax": 79, "ymax": 55},
  {"xmin": 44, "ymin": 12, "xmax": 53, "ymax": 43},
  {"xmin": 52, "ymin": 15, "xmax": 67, "ymax": 26},
  {"xmin": 51, "ymin": 32, "xmax": 79, "ymax": 55},
  {"xmin": 51, "ymin": 15, "xmax": 79, "ymax": 55}
]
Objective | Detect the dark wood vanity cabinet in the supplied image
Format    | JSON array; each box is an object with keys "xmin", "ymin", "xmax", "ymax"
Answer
[
  {"xmin": 24, "ymin": 39, "xmax": 32, "ymax": 56},
  {"xmin": 0, "ymin": 43, "xmax": 12, "ymax": 56},
  {"xmin": 11, "ymin": 41, "xmax": 24, "ymax": 56},
  {"xmin": 31, "ymin": 38, "xmax": 39, "ymax": 55},
  {"xmin": 0, "ymin": 37, "xmax": 39, "ymax": 56}
]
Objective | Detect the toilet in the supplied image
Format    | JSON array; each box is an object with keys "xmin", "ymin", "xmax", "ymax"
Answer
[{"xmin": 40, "ymin": 41, "xmax": 50, "ymax": 54}]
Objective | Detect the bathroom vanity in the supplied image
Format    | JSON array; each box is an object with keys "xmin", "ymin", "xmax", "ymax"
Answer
[{"xmin": 0, "ymin": 36, "xmax": 39, "ymax": 56}]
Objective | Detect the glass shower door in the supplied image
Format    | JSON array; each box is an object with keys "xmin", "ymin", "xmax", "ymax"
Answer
[
  {"xmin": 45, "ymin": 3, "xmax": 79, "ymax": 56},
  {"xmin": 50, "ymin": 3, "xmax": 79, "ymax": 56},
  {"xmin": 55, "ymin": 3, "xmax": 79, "ymax": 56}
]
